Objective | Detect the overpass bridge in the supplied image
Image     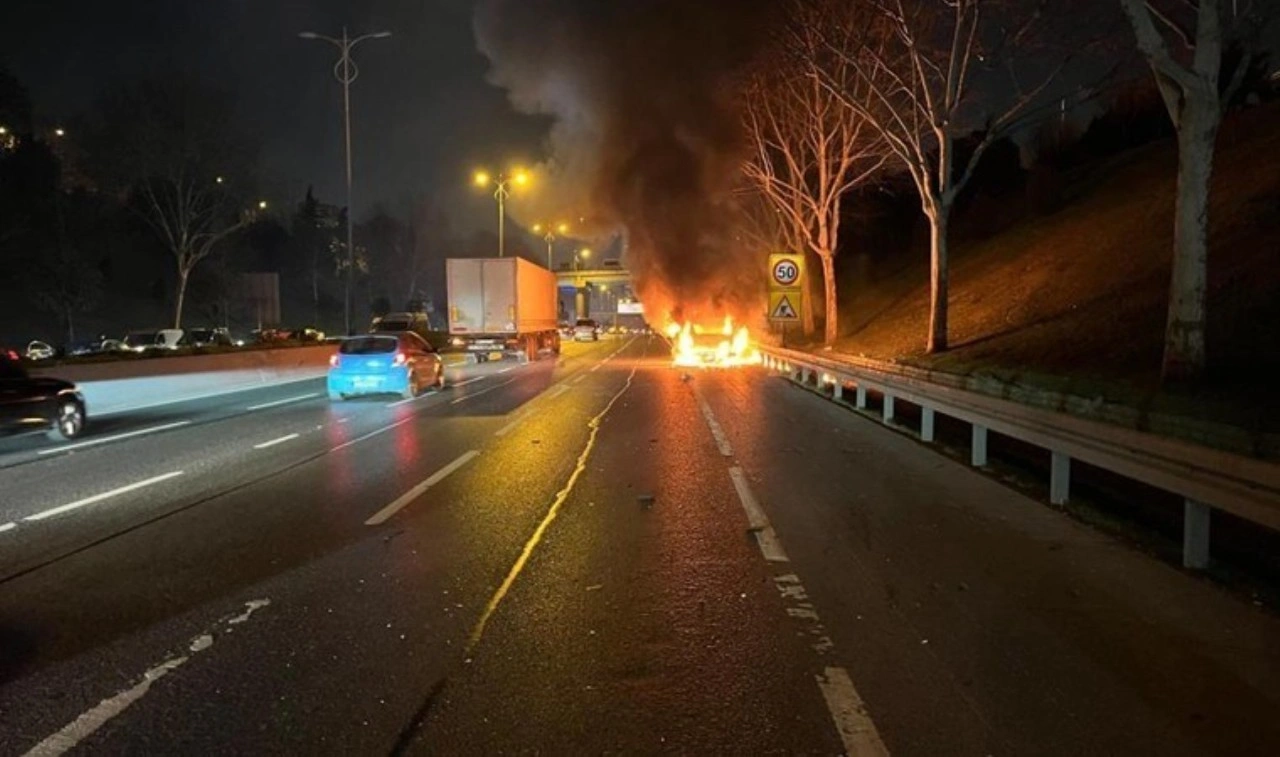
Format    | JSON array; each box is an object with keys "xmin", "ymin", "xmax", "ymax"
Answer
[{"xmin": 553, "ymin": 266, "xmax": 642, "ymax": 323}]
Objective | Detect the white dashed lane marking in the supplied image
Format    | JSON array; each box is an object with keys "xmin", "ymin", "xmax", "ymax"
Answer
[
  {"xmin": 252, "ymin": 433, "xmax": 299, "ymax": 450},
  {"xmin": 24, "ymin": 471, "xmax": 186, "ymax": 523},
  {"xmin": 365, "ymin": 451, "xmax": 480, "ymax": 525}
]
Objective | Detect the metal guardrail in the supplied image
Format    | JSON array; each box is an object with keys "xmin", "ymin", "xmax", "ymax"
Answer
[{"xmin": 759, "ymin": 345, "xmax": 1280, "ymax": 570}]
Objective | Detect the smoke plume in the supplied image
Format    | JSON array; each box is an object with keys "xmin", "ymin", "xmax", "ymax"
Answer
[{"xmin": 473, "ymin": 0, "xmax": 780, "ymax": 323}]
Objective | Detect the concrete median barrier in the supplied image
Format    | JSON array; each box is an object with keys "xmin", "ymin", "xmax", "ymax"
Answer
[{"xmin": 28, "ymin": 345, "xmax": 336, "ymax": 415}]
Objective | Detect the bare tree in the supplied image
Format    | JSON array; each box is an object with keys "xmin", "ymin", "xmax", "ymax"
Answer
[
  {"xmin": 820, "ymin": 0, "xmax": 1092, "ymax": 352},
  {"xmin": 27, "ymin": 249, "xmax": 102, "ymax": 345},
  {"xmin": 1118, "ymin": 0, "xmax": 1268, "ymax": 382},
  {"xmin": 82, "ymin": 77, "xmax": 260, "ymax": 329},
  {"xmin": 742, "ymin": 1, "xmax": 887, "ymax": 346}
]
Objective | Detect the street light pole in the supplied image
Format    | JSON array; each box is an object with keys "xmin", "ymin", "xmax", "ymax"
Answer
[
  {"xmin": 496, "ymin": 181, "xmax": 508, "ymax": 258},
  {"xmin": 300, "ymin": 27, "xmax": 391, "ymax": 335},
  {"xmin": 473, "ymin": 171, "xmax": 528, "ymax": 258},
  {"xmin": 532, "ymin": 222, "xmax": 568, "ymax": 269}
]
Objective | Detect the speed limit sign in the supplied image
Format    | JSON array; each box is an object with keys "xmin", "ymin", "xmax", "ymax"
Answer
[{"xmin": 768, "ymin": 253, "xmax": 804, "ymax": 290}]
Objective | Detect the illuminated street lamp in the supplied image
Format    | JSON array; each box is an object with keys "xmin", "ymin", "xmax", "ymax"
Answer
[
  {"xmin": 299, "ymin": 26, "xmax": 392, "ymax": 335},
  {"xmin": 574, "ymin": 247, "xmax": 592, "ymax": 271},
  {"xmin": 473, "ymin": 169, "xmax": 530, "ymax": 258},
  {"xmin": 531, "ymin": 221, "xmax": 569, "ymax": 268},
  {"xmin": 257, "ymin": 200, "xmax": 269, "ymax": 210},
  {"xmin": 54, "ymin": 128, "xmax": 65, "ymax": 138}
]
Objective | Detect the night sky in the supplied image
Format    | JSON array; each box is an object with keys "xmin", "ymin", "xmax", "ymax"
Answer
[{"xmin": 1, "ymin": 0, "xmax": 551, "ymax": 229}]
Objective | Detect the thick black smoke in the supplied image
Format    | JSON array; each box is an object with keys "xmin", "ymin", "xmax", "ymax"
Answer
[{"xmin": 474, "ymin": 0, "xmax": 780, "ymax": 322}]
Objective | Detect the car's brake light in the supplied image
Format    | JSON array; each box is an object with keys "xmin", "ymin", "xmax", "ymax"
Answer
[
  {"xmin": 328, "ymin": 354, "xmax": 339, "ymax": 367},
  {"xmin": 392, "ymin": 352, "xmax": 407, "ymax": 366}
]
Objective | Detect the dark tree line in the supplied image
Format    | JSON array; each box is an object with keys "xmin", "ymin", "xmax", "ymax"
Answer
[{"xmin": 0, "ymin": 68, "xmax": 461, "ymax": 344}]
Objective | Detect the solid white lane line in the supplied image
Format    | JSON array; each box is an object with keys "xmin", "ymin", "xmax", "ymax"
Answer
[
  {"xmin": 38, "ymin": 422, "xmax": 191, "ymax": 456},
  {"xmin": 23, "ymin": 599, "xmax": 270, "ymax": 757},
  {"xmin": 365, "ymin": 451, "xmax": 480, "ymax": 525},
  {"xmin": 589, "ymin": 363, "xmax": 602, "ymax": 373},
  {"xmin": 547, "ymin": 384, "xmax": 569, "ymax": 400},
  {"xmin": 246, "ymin": 392, "xmax": 319, "ymax": 411},
  {"xmin": 451, "ymin": 376, "xmax": 486, "ymax": 389},
  {"xmin": 497, "ymin": 366, "xmax": 513, "ymax": 374},
  {"xmin": 816, "ymin": 667, "xmax": 890, "ymax": 757},
  {"xmin": 698, "ymin": 394, "xmax": 733, "ymax": 457},
  {"xmin": 466, "ymin": 368, "xmax": 638, "ymax": 652},
  {"xmin": 572, "ymin": 374, "xmax": 587, "ymax": 385},
  {"xmin": 728, "ymin": 467, "xmax": 770, "ymax": 531},
  {"xmin": 449, "ymin": 378, "xmax": 516, "ymax": 405},
  {"xmin": 25, "ymin": 471, "xmax": 185, "ymax": 522},
  {"xmin": 252, "ymin": 433, "xmax": 299, "ymax": 450},
  {"xmin": 94, "ymin": 374, "xmax": 323, "ymax": 417},
  {"xmin": 0, "ymin": 522, "xmax": 16, "ymax": 534},
  {"xmin": 328, "ymin": 416, "xmax": 415, "ymax": 453}
]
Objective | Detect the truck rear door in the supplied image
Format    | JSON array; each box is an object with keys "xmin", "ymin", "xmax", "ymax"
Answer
[
  {"xmin": 448, "ymin": 260, "xmax": 484, "ymax": 333},
  {"xmin": 482, "ymin": 259, "xmax": 517, "ymax": 333}
]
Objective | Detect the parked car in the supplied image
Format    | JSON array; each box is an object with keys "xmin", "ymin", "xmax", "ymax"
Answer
[
  {"xmin": 328, "ymin": 332, "xmax": 445, "ymax": 401},
  {"xmin": 123, "ymin": 329, "xmax": 183, "ymax": 352},
  {"xmin": 25, "ymin": 340, "xmax": 55, "ymax": 360},
  {"xmin": 0, "ymin": 350, "xmax": 87, "ymax": 440},
  {"xmin": 179, "ymin": 327, "xmax": 235, "ymax": 348},
  {"xmin": 289, "ymin": 327, "xmax": 326, "ymax": 343},
  {"xmin": 67, "ymin": 337, "xmax": 126, "ymax": 357},
  {"xmin": 573, "ymin": 319, "xmax": 600, "ymax": 342}
]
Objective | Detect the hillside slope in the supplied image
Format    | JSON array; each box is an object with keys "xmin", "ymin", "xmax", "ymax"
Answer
[{"xmin": 834, "ymin": 101, "xmax": 1280, "ymax": 432}]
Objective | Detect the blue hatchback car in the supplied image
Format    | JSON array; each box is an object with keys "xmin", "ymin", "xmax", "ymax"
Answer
[{"xmin": 328, "ymin": 333, "xmax": 444, "ymax": 400}]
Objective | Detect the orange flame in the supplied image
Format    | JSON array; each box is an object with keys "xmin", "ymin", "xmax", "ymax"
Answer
[{"xmin": 668, "ymin": 317, "xmax": 761, "ymax": 368}]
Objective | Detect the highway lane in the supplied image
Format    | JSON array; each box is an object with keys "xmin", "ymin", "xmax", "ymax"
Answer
[
  {"xmin": 1, "ymin": 334, "xmax": 1278, "ymax": 755},
  {"xmin": 692, "ymin": 367, "xmax": 1280, "ymax": 756},
  {"xmin": 0, "ymin": 336, "xmax": 645, "ymax": 752}
]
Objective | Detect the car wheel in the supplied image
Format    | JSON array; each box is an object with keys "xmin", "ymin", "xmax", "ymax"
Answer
[
  {"xmin": 328, "ymin": 391, "xmax": 345, "ymax": 402},
  {"xmin": 402, "ymin": 372, "xmax": 419, "ymax": 400},
  {"xmin": 435, "ymin": 365, "xmax": 446, "ymax": 389},
  {"xmin": 48, "ymin": 400, "xmax": 84, "ymax": 440}
]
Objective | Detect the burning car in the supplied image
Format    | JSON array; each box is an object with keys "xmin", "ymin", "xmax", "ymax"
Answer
[{"xmin": 666, "ymin": 317, "xmax": 760, "ymax": 368}]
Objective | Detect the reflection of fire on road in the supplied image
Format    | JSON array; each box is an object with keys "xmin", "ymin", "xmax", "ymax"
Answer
[{"xmin": 665, "ymin": 316, "xmax": 761, "ymax": 368}]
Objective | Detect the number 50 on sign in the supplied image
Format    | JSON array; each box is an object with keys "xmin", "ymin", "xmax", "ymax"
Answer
[{"xmin": 768, "ymin": 253, "xmax": 804, "ymax": 290}]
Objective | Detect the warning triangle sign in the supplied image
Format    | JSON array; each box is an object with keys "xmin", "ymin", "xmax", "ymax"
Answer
[{"xmin": 770, "ymin": 294, "xmax": 798, "ymax": 320}]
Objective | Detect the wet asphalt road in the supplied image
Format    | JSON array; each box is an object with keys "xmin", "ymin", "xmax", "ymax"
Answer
[{"xmin": 0, "ymin": 335, "xmax": 1278, "ymax": 756}]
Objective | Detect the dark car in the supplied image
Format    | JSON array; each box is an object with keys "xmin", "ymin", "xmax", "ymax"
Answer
[
  {"xmin": 0, "ymin": 350, "xmax": 87, "ymax": 440},
  {"xmin": 179, "ymin": 327, "xmax": 235, "ymax": 348}
]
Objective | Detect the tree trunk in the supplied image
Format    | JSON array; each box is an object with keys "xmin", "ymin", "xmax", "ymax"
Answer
[
  {"xmin": 1162, "ymin": 97, "xmax": 1219, "ymax": 383},
  {"xmin": 927, "ymin": 205, "xmax": 951, "ymax": 353},
  {"xmin": 801, "ymin": 251, "xmax": 817, "ymax": 338},
  {"xmin": 821, "ymin": 253, "xmax": 838, "ymax": 347},
  {"xmin": 174, "ymin": 269, "xmax": 190, "ymax": 329}
]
